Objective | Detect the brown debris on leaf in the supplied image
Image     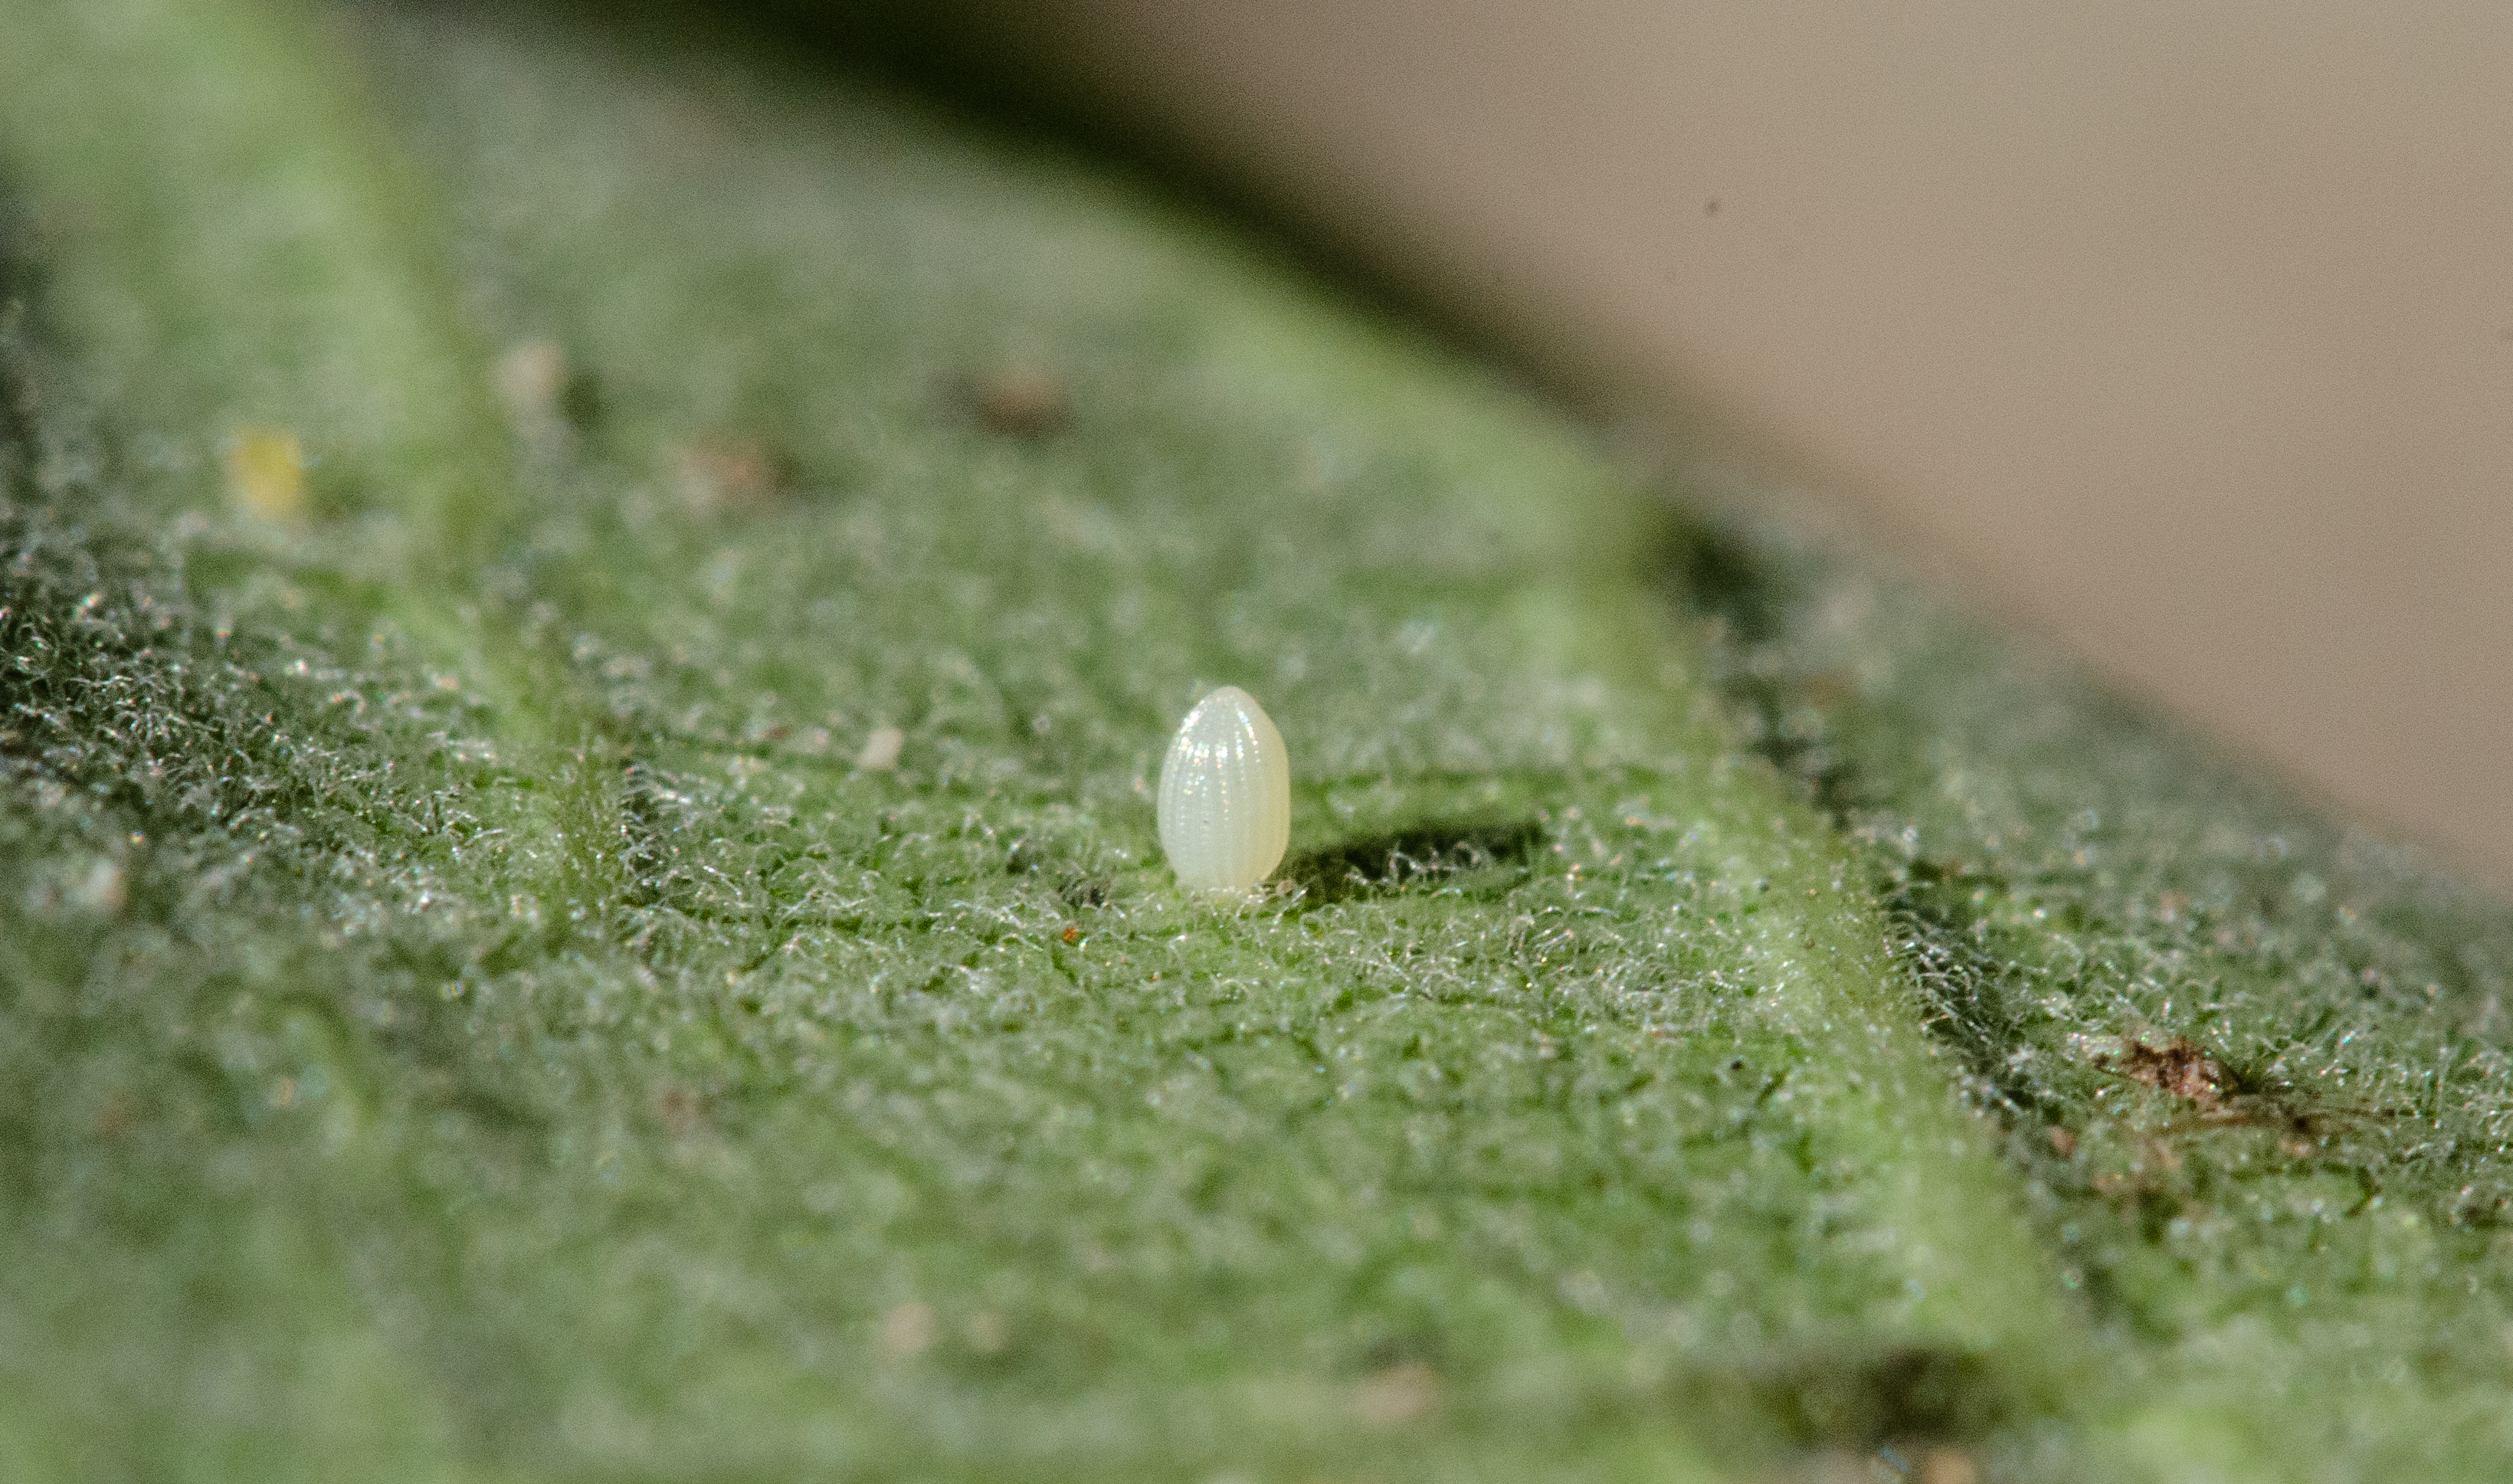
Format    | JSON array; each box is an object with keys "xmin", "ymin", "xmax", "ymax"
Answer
[
  {"xmin": 2083, "ymin": 1033, "xmax": 2370, "ymax": 1161},
  {"xmin": 2097, "ymin": 1036, "xmax": 2230, "ymax": 1109},
  {"xmin": 1800, "ymin": 669, "xmax": 1856, "ymax": 709},
  {"xmin": 965, "ymin": 367, "xmax": 1067, "ymax": 438},
  {"xmin": 670, "ymin": 439, "xmax": 785, "ymax": 516}
]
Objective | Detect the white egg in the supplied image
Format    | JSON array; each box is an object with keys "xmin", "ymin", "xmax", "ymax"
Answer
[{"xmin": 1157, "ymin": 685, "xmax": 1291, "ymax": 894}]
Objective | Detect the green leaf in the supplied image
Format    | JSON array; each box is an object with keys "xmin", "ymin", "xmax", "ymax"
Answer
[{"xmin": 2, "ymin": 2, "xmax": 2508, "ymax": 1479}]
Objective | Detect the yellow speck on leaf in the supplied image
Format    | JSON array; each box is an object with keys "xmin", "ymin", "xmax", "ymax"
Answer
[{"xmin": 225, "ymin": 428, "xmax": 306, "ymax": 521}]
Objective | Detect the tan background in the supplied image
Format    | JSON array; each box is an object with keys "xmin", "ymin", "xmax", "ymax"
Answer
[{"xmin": 931, "ymin": 0, "xmax": 2513, "ymax": 888}]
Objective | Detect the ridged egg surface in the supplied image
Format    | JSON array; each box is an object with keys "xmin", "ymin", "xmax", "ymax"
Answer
[{"xmin": 1156, "ymin": 686, "xmax": 1291, "ymax": 894}]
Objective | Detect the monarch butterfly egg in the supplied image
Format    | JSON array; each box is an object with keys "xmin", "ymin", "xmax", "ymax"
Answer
[{"xmin": 1157, "ymin": 686, "xmax": 1290, "ymax": 895}]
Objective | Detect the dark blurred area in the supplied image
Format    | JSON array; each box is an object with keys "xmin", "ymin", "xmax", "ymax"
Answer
[{"xmin": 758, "ymin": 0, "xmax": 2513, "ymax": 890}]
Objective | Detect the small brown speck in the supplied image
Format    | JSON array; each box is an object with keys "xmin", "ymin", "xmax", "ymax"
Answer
[
  {"xmin": 2046, "ymin": 1125, "xmax": 2078, "ymax": 1158},
  {"xmin": 971, "ymin": 368, "xmax": 1066, "ymax": 437},
  {"xmin": 1060, "ymin": 925, "xmax": 1081, "ymax": 945},
  {"xmin": 657, "ymin": 1084, "xmax": 700, "ymax": 1138},
  {"xmin": 1800, "ymin": 669, "xmax": 1853, "ymax": 708},
  {"xmin": 670, "ymin": 440, "xmax": 784, "ymax": 516},
  {"xmin": 1703, "ymin": 198, "xmax": 1722, "ymax": 217}
]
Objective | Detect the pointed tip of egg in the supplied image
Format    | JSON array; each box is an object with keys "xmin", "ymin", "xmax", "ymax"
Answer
[{"xmin": 1157, "ymin": 685, "xmax": 1291, "ymax": 896}]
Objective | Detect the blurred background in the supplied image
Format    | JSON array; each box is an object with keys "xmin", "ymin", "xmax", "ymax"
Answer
[{"xmin": 808, "ymin": 0, "xmax": 2513, "ymax": 888}]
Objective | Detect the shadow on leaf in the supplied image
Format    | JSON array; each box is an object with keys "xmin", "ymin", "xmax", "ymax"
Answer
[{"xmin": 1280, "ymin": 819, "xmax": 1543, "ymax": 905}]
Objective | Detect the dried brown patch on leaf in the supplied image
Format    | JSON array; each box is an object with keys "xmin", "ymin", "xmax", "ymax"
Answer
[
  {"xmin": 962, "ymin": 366, "xmax": 1066, "ymax": 438},
  {"xmin": 2098, "ymin": 1036, "xmax": 2230, "ymax": 1108}
]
